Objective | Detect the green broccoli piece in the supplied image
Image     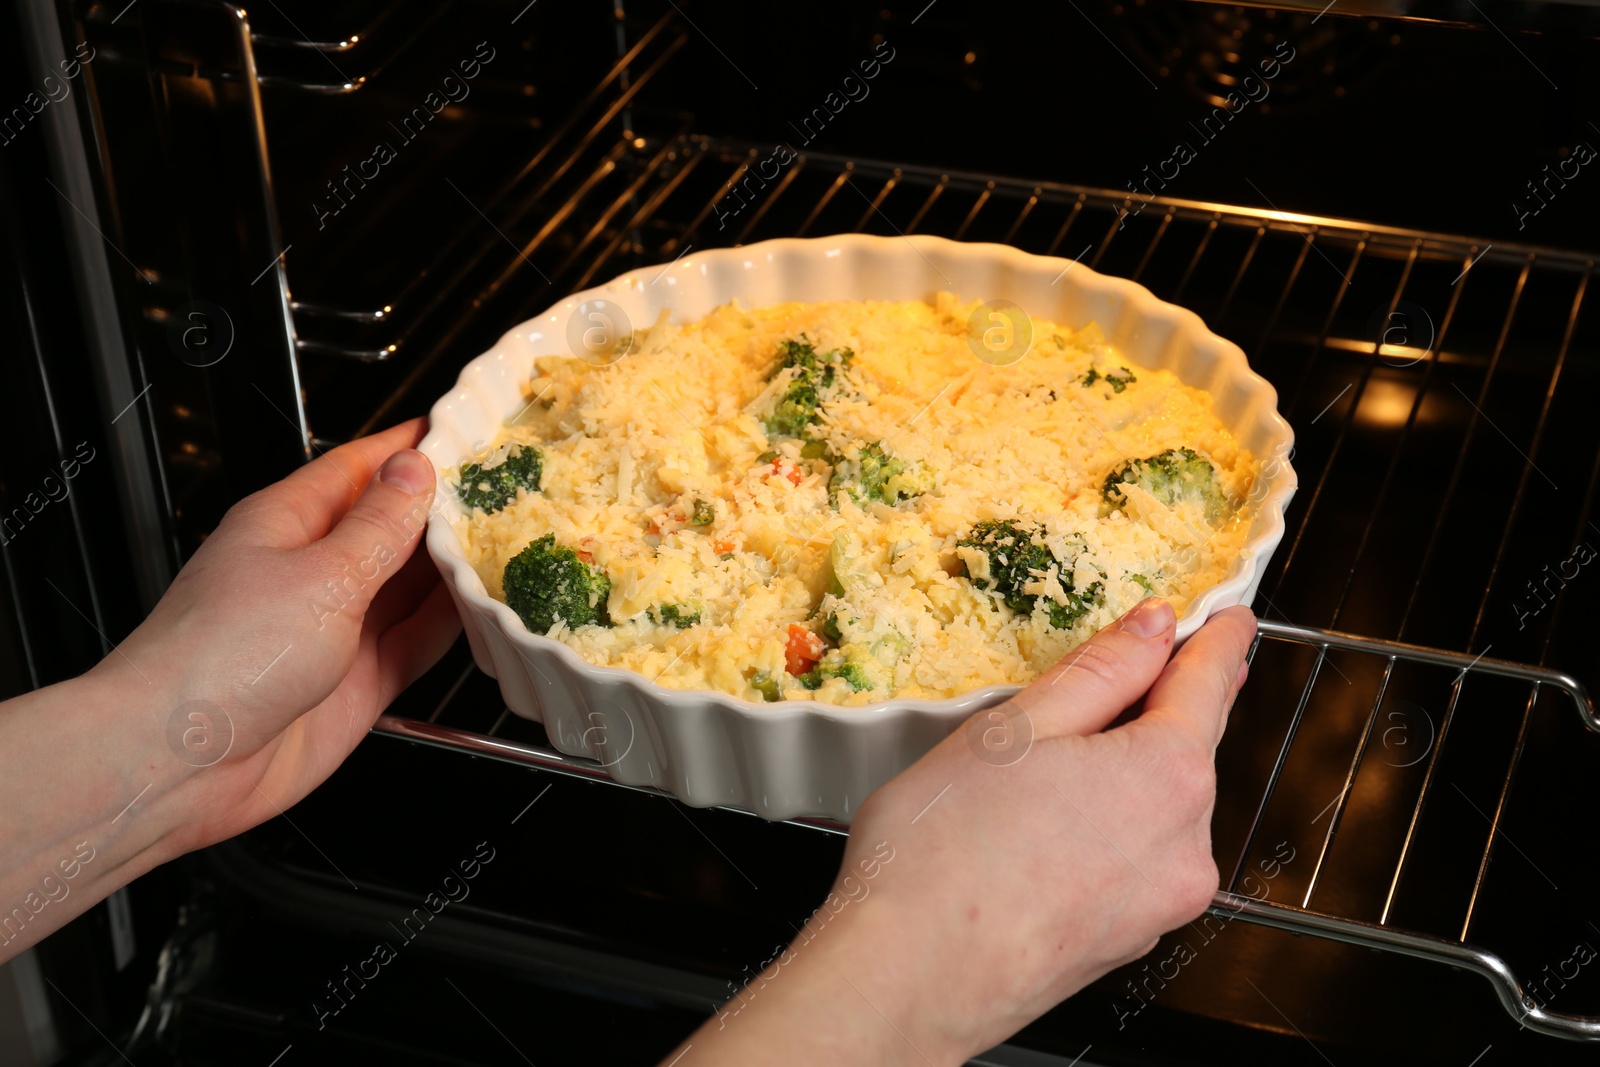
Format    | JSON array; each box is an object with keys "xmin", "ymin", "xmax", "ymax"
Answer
[
  {"xmin": 814, "ymin": 645, "xmax": 882, "ymax": 692},
  {"xmin": 457, "ymin": 445, "xmax": 543, "ymax": 513},
  {"xmin": 688, "ymin": 499, "xmax": 715, "ymax": 526},
  {"xmin": 957, "ymin": 519, "xmax": 1102, "ymax": 630},
  {"xmin": 1131, "ymin": 573, "xmax": 1154, "ymax": 592},
  {"xmin": 648, "ymin": 603, "xmax": 702, "ymax": 628},
  {"xmin": 828, "ymin": 442, "xmax": 934, "ymax": 506},
  {"xmin": 825, "ymin": 661, "xmax": 875, "ymax": 692},
  {"xmin": 502, "ymin": 534, "xmax": 611, "ymax": 634},
  {"xmin": 1079, "ymin": 367, "xmax": 1101, "ymax": 388},
  {"xmin": 1102, "ymin": 448, "xmax": 1226, "ymax": 519},
  {"xmin": 1046, "ymin": 581, "xmax": 1106, "ymax": 629},
  {"xmin": 762, "ymin": 337, "xmax": 855, "ymax": 438},
  {"xmin": 957, "ymin": 519, "xmax": 1058, "ymax": 615}
]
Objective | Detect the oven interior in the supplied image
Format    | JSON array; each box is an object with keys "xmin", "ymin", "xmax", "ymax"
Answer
[{"xmin": 12, "ymin": 0, "xmax": 1600, "ymax": 1063}]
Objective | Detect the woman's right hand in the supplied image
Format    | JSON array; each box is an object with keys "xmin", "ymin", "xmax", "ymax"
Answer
[{"xmin": 670, "ymin": 597, "xmax": 1255, "ymax": 1065}]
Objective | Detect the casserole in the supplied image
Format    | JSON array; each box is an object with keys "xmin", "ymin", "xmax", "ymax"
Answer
[{"xmin": 420, "ymin": 234, "xmax": 1297, "ymax": 820}]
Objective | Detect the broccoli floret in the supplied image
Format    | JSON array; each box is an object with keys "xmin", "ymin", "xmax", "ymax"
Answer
[
  {"xmin": 688, "ymin": 498, "xmax": 715, "ymax": 526},
  {"xmin": 648, "ymin": 603, "xmax": 702, "ymax": 628},
  {"xmin": 814, "ymin": 645, "xmax": 882, "ymax": 692},
  {"xmin": 502, "ymin": 534, "xmax": 611, "ymax": 634},
  {"xmin": 957, "ymin": 519, "xmax": 1102, "ymax": 630},
  {"xmin": 825, "ymin": 660, "xmax": 875, "ymax": 692},
  {"xmin": 1102, "ymin": 448, "xmax": 1226, "ymax": 519},
  {"xmin": 457, "ymin": 445, "xmax": 543, "ymax": 512},
  {"xmin": 762, "ymin": 337, "xmax": 855, "ymax": 437},
  {"xmin": 1046, "ymin": 581, "xmax": 1106, "ymax": 629},
  {"xmin": 957, "ymin": 519, "xmax": 1058, "ymax": 615},
  {"xmin": 828, "ymin": 442, "xmax": 934, "ymax": 506}
]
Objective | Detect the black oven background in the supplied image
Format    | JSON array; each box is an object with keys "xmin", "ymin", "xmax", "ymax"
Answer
[{"xmin": 3, "ymin": 0, "xmax": 1600, "ymax": 1064}]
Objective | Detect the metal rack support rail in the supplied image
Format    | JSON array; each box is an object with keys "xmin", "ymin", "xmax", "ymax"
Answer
[{"xmin": 374, "ymin": 618, "xmax": 1600, "ymax": 1039}]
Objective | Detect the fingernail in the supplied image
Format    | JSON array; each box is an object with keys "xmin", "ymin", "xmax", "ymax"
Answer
[
  {"xmin": 1120, "ymin": 597, "xmax": 1174, "ymax": 638},
  {"xmin": 378, "ymin": 449, "xmax": 434, "ymax": 495}
]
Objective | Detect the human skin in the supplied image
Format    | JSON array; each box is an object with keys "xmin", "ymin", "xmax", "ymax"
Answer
[
  {"xmin": 665, "ymin": 598, "xmax": 1256, "ymax": 1066},
  {"xmin": 0, "ymin": 419, "xmax": 459, "ymax": 960}
]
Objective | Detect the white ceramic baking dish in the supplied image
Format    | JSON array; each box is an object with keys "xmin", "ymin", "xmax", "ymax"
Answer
[{"xmin": 420, "ymin": 234, "xmax": 1297, "ymax": 821}]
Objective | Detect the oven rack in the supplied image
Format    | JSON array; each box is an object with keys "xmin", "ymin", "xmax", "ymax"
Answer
[
  {"xmin": 285, "ymin": 128, "xmax": 1600, "ymax": 442},
  {"xmin": 375, "ymin": 618, "xmax": 1600, "ymax": 1040},
  {"xmin": 187, "ymin": 7, "xmax": 1600, "ymax": 1037},
  {"xmin": 332, "ymin": 134, "xmax": 1600, "ymax": 1039},
  {"xmin": 315, "ymin": 127, "xmax": 1598, "ymax": 357}
]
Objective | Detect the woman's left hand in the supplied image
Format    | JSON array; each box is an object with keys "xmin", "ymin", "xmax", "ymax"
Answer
[{"xmin": 0, "ymin": 419, "xmax": 460, "ymax": 964}]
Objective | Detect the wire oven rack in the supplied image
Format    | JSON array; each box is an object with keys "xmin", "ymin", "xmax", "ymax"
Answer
[
  {"xmin": 66, "ymin": 0, "xmax": 1600, "ymax": 1051},
  {"xmin": 338, "ymin": 129, "xmax": 1600, "ymax": 1039},
  {"xmin": 157, "ymin": 6, "xmax": 1599, "ymax": 1036},
  {"xmin": 376, "ymin": 618, "xmax": 1600, "ymax": 1041}
]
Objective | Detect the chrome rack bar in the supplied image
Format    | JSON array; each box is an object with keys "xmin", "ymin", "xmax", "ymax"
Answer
[
  {"xmin": 1298, "ymin": 657, "xmax": 1394, "ymax": 907},
  {"xmin": 1323, "ymin": 243, "xmax": 1472, "ymax": 628},
  {"xmin": 1394, "ymin": 258, "xmax": 1532, "ymax": 638},
  {"xmin": 1214, "ymin": 223, "xmax": 1265, "ymax": 322},
  {"xmin": 1467, "ymin": 272, "xmax": 1591, "ymax": 650},
  {"xmin": 1168, "ymin": 213, "xmax": 1216, "ymax": 303},
  {"xmin": 952, "ymin": 182, "xmax": 994, "ymax": 242},
  {"xmin": 373, "ymin": 619, "xmax": 1599, "ymax": 1036},
  {"xmin": 1129, "ymin": 207, "xmax": 1176, "ymax": 285},
  {"xmin": 1210, "ymin": 892, "xmax": 1600, "ymax": 1042},
  {"xmin": 999, "ymin": 190, "xmax": 1039, "ymax": 246},
  {"xmin": 372, "ymin": 713, "xmax": 849, "ymax": 837},
  {"xmin": 902, "ymin": 177, "xmax": 949, "ymax": 235},
  {"xmin": 1254, "ymin": 619, "xmax": 1597, "ymax": 728}
]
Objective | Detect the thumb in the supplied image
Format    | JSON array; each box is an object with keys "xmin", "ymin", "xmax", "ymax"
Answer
[
  {"xmin": 305, "ymin": 448, "xmax": 437, "ymax": 618},
  {"xmin": 1010, "ymin": 597, "xmax": 1177, "ymax": 738}
]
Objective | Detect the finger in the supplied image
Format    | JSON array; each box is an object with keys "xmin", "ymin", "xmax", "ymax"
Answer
[
  {"xmin": 375, "ymin": 579, "xmax": 463, "ymax": 709},
  {"xmin": 1222, "ymin": 659, "xmax": 1249, "ymax": 737},
  {"xmin": 365, "ymin": 540, "xmax": 444, "ymax": 636},
  {"xmin": 1009, "ymin": 597, "xmax": 1178, "ymax": 739},
  {"xmin": 303, "ymin": 448, "xmax": 437, "ymax": 622},
  {"xmin": 1135, "ymin": 605, "xmax": 1256, "ymax": 752},
  {"xmin": 244, "ymin": 418, "xmax": 430, "ymax": 546}
]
